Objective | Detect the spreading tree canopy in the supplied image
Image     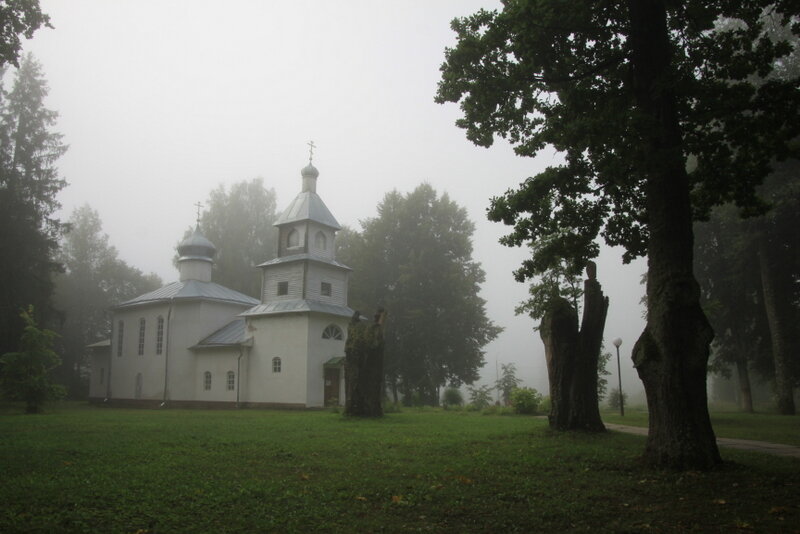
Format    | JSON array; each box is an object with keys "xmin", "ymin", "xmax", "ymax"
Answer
[
  {"xmin": 338, "ymin": 184, "xmax": 502, "ymax": 405},
  {"xmin": 436, "ymin": 0, "xmax": 799, "ymax": 469},
  {"xmin": 177, "ymin": 178, "xmax": 278, "ymax": 297},
  {"xmin": 0, "ymin": 54, "xmax": 67, "ymax": 357},
  {"xmin": 0, "ymin": 0, "xmax": 51, "ymax": 67}
]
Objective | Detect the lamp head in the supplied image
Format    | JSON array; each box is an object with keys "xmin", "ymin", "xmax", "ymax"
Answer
[{"xmin": 612, "ymin": 338, "xmax": 622, "ymax": 348}]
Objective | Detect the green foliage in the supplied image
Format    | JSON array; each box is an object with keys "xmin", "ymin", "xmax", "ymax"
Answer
[
  {"xmin": 539, "ymin": 395, "xmax": 552, "ymax": 414},
  {"xmin": 337, "ymin": 184, "xmax": 502, "ymax": 405},
  {"xmin": 510, "ymin": 387, "xmax": 543, "ymax": 415},
  {"xmin": 467, "ymin": 384, "xmax": 493, "ymax": 410},
  {"xmin": 441, "ymin": 386, "xmax": 464, "ymax": 409},
  {"xmin": 495, "ymin": 362, "xmax": 521, "ymax": 405},
  {"xmin": 0, "ymin": 1, "xmax": 51, "ymax": 67},
  {"xmin": 608, "ymin": 388, "xmax": 628, "ymax": 411},
  {"xmin": 597, "ymin": 350, "xmax": 611, "ymax": 401},
  {"xmin": 178, "ymin": 178, "xmax": 278, "ymax": 298},
  {"xmin": 53, "ymin": 205, "xmax": 161, "ymax": 398},
  {"xmin": 0, "ymin": 306, "xmax": 64, "ymax": 413},
  {"xmin": 0, "ymin": 54, "xmax": 67, "ymax": 357}
]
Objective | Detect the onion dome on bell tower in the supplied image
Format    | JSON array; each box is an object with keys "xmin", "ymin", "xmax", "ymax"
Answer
[{"xmin": 177, "ymin": 222, "xmax": 216, "ymax": 282}]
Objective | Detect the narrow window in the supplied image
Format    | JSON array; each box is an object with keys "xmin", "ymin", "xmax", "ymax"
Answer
[
  {"xmin": 322, "ymin": 324, "xmax": 343, "ymax": 340},
  {"xmin": 227, "ymin": 371, "xmax": 235, "ymax": 391},
  {"xmin": 272, "ymin": 357, "xmax": 282, "ymax": 373},
  {"xmin": 156, "ymin": 316, "xmax": 164, "ymax": 354},
  {"xmin": 138, "ymin": 318, "xmax": 146, "ymax": 355},
  {"xmin": 277, "ymin": 281, "xmax": 289, "ymax": 296},
  {"xmin": 100, "ymin": 368, "xmax": 105, "ymax": 385},
  {"xmin": 135, "ymin": 373, "xmax": 143, "ymax": 399},
  {"xmin": 287, "ymin": 228, "xmax": 299, "ymax": 248},
  {"xmin": 116, "ymin": 321, "xmax": 124, "ymax": 357},
  {"xmin": 321, "ymin": 282, "xmax": 332, "ymax": 297},
  {"xmin": 315, "ymin": 231, "xmax": 327, "ymax": 251},
  {"xmin": 204, "ymin": 371, "xmax": 212, "ymax": 390}
]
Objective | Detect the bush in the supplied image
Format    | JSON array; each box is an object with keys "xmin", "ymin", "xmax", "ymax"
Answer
[
  {"xmin": 608, "ymin": 388, "xmax": 628, "ymax": 410},
  {"xmin": 467, "ymin": 385, "xmax": 493, "ymax": 410},
  {"xmin": 511, "ymin": 387, "xmax": 543, "ymax": 415},
  {"xmin": 539, "ymin": 395, "xmax": 552, "ymax": 414},
  {"xmin": 441, "ymin": 387, "xmax": 464, "ymax": 409}
]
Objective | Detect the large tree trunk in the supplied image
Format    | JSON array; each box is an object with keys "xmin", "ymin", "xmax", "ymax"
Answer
[
  {"xmin": 758, "ymin": 238, "xmax": 796, "ymax": 415},
  {"xmin": 628, "ymin": 0, "xmax": 721, "ymax": 469},
  {"xmin": 734, "ymin": 356, "xmax": 754, "ymax": 414},
  {"xmin": 540, "ymin": 264, "xmax": 608, "ymax": 432},
  {"xmin": 345, "ymin": 310, "xmax": 386, "ymax": 417}
]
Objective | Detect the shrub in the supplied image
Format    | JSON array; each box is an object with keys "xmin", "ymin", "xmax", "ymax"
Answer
[
  {"xmin": 441, "ymin": 387, "xmax": 464, "ymax": 409},
  {"xmin": 467, "ymin": 385, "xmax": 493, "ymax": 410},
  {"xmin": 608, "ymin": 388, "xmax": 628, "ymax": 410},
  {"xmin": 539, "ymin": 395, "xmax": 552, "ymax": 414},
  {"xmin": 511, "ymin": 387, "xmax": 543, "ymax": 415}
]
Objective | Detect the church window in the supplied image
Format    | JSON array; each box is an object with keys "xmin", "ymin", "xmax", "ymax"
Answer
[
  {"xmin": 287, "ymin": 229, "xmax": 300, "ymax": 248},
  {"xmin": 138, "ymin": 318, "xmax": 146, "ymax": 355},
  {"xmin": 204, "ymin": 371, "xmax": 212, "ymax": 390},
  {"xmin": 321, "ymin": 282, "xmax": 332, "ymax": 297},
  {"xmin": 277, "ymin": 281, "xmax": 289, "ymax": 296},
  {"xmin": 227, "ymin": 371, "xmax": 235, "ymax": 391},
  {"xmin": 116, "ymin": 321, "xmax": 124, "ymax": 357},
  {"xmin": 135, "ymin": 373, "xmax": 143, "ymax": 399},
  {"xmin": 322, "ymin": 324, "xmax": 343, "ymax": 340},
  {"xmin": 315, "ymin": 231, "xmax": 327, "ymax": 251},
  {"xmin": 156, "ymin": 316, "xmax": 164, "ymax": 354},
  {"xmin": 272, "ymin": 357, "xmax": 282, "ymax": 373}
]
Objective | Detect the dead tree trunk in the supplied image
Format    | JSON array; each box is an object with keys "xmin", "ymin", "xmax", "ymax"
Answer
[
  {"xmin": 540, "ymin": 263, "xmax": 608, "ymax": 432},
  {"xmin": 345, "ymin": 309, "xmax": 386, "ymax": 417}
]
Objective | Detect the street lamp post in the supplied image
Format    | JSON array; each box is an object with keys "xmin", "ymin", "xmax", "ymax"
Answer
[{"xmin": 612, "ymin": 338, "xmax": 624, "ymax": 416}]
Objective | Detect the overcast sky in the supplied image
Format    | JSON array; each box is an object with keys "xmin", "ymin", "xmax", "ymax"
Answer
[{"xmin": 21, "ymin": 0, "xmax": 647, "ymax": 398}]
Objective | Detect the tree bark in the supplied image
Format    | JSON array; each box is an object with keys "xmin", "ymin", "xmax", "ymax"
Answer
[
  {"xmin": 628, "ymin": 0, "xmax": 721, "ymax": 469},
  {"xmin": 540, "ymin": 264, "xmax": 608, "ymax": 432},
  {"xmin": 345, "ymin": 310, "xmax": 386, "ymax": 417},
  {"xmin": 734, "ymin": 356, "xmax": 754, "ymax": 414},
  {"xmin": 758, "ymin": 238, "xmax": 796, "ymax": 415}
]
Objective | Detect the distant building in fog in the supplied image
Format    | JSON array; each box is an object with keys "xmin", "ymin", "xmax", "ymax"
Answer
[{"xmin": 89, "ymin": 162, "xmax": 353, "ymax": 408}]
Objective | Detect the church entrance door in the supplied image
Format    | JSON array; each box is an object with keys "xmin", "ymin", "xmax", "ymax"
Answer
[{"xmin": 324, "ymin": 367, "xmax": 340, "ymax": 407}]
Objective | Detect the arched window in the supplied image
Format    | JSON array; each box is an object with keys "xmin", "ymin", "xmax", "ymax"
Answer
[
  {"xmin": 315, "ymin": 230, "xmax": 327, "ymax": 251},
  {"xmin": 287, "ymin": 228, "xmax": 299, "ymax": 248},
  {"xmin": 227, "ymin": 371, "xmax": 235, "ymax": 391},
  {"xmin": 322, "ymin": 324, "xmax": 343, "ymax": 340},
  {"xmin": 204, "ymin": 371, "xmax": 212, "ymax": 390},
  {"xmin": 138, "ymin": 318, "xmax": 146, "ymax": 355},
  {"xmin": 272, "ymin": 357, "xmax": 282, "ymax": 373},
  {"xmin": 156, "ymin": 316, "xmax": 164, "ymax": 354},
  {"xmin": 135, "ymin": 373, "xmax": 143, "ymax": 399}
]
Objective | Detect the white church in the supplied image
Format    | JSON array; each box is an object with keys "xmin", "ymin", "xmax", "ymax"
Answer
[{"xmin": 88, "ymin": 161, "xmax": 354, "ymax": 408}]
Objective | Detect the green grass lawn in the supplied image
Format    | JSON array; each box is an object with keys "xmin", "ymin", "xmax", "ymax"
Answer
[
  {"xmin": 1, "ymin": 404, "xmax": 798, "ymax": 533},
  {"xmin": 602, "ymin": 408, "xmax": 800, "ymax": 447}
]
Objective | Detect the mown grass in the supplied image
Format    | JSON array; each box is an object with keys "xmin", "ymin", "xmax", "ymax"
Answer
[
  {"xmin": 602, "ymin": 408, "xmax": 800, "ymax": 446},
  {"xmin": 1, "ymin": 403, "xmax": 798, "ymax": 533}
]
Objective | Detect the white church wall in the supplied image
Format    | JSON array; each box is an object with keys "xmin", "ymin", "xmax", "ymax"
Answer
[
  {"xmin": 305, "ymin": 264, "xmax": 348, "ymax": 306},
  {"xmin": 88, "ymin": 353, "xmax": 109, "ymax": 399},
  {"xmin": 109, "ymin": 303, "xmax": 170, "ymax": 401},
  {"xmin": 305, "ymin": 313, "xmax": 348, "ymax": 408},
  {"xmin": 244, "ymin": 314, "xmax": 310, "ymax": 406},
  {"xmin": 262, "ymin": 263, "xmax": 304, "ymax": 302},
  {"xmin": 194, "ymin": 350, "xmax": 240, "ymax": 403}
]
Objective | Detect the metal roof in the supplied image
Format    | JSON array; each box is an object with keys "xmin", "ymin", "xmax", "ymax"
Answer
[
  {"xmin": 257, "ymin": 253, "xmax": 351, "ymax": 270},
  {"xmin": 114, "ymin": 280, "xmax": 259, "ymax": 309},
  {"xmin": 240, "ymin": 299, "xmax": 355, "ymax": 318},
  {"xmin": 273, "ymin": 191, "xmax": 341, "ymax": 230},
  {"xmin": 192, "ymin": 318, "xmax": 250, "ymax": 349}
]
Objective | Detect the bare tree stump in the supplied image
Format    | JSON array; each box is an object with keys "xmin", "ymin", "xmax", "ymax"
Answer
[
  {"xmin": 345, "ymin": 309, "xmax": 386, "ymax": 417},
  {"xmin": 540, "ymin": 263, "xmax": 608, "ymax": 432}
]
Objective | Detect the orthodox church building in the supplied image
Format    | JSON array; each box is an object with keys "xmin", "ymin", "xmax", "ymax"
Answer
[{"xmin": 88, "ymin": 161, "xmax": 353, "ymax": 408}]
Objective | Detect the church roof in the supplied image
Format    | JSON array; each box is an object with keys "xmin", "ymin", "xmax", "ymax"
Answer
[
  {"xmin": 273, "ymin": 191, "xmax": 341, "ymax": 230},
  {"xmin": 240, "ymin": 299, "xmax": 355, "ymax": 318},
  {"xmin": 256, "ymin": 253, "xmax": 351, "ymax": 270},
  {"xmin": 192, "ymin": 318, "xmax": 251, "ymax": 349},
  {"xmin": 114, "ymin": 280, "xmax": 259, "ymax": 309}
]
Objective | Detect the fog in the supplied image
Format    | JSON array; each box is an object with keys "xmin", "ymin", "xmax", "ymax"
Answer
[{"xmin": 22, "ymin": 0, "xmax": 647, "ymax": 400}]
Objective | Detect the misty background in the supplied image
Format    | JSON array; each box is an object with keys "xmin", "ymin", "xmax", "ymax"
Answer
[{"xmin": 20, "ymin": 0, "xmax": 648, "ymax": 400}]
